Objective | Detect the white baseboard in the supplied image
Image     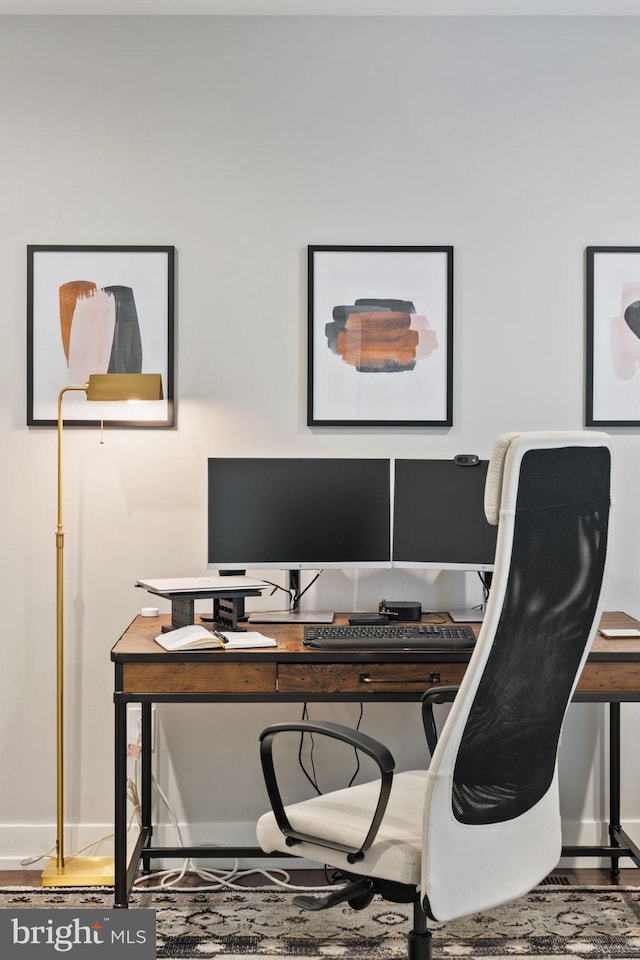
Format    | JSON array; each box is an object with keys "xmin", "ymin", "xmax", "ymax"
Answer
[
  {"xmin": 0, "ymin": 821, "xmax": 317, "ymax": 874},
  {"xmin": 559, "ymin": 818, "xmax": 639, "ymax": 869},
  {"xmin": 0, "ymin": 824, "xmax": 115, "ymax": 873}
]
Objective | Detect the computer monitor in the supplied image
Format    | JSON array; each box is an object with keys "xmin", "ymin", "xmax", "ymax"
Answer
[
  {"xmin": 392, "ymin": 458, "xmax": 497, "ymax": 572},
  {"xmin": 207, "ymin": 457, "xmax": 392, "ymax": 574},
  {"xmin": 207, "ymin": 456, "xmax": 495, "ymax": 622}
]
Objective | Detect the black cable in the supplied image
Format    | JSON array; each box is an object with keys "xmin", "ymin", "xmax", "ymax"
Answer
[
  {"xmin": 297, "ymin": 704, "xmax": 321, "ymax": 795},
  {"xmin": 347, "ymin": 703, "xmax": 364, "ymax": 787},
  {"xmin": 294, "ymin": 570, "xmax": 323, "ymax": 605},
  {"xmin": 251, "ymin": 572, "xmax": 323, "ymax": 613},
  {"xmin": 259, "ymin": 579, "xmax": 292, "ymax": 599},
  {"xmin": 477, "ymin": 570, "xmax": 492, "ymax": 605},
  {"xmin": 297, "ymin": 702, "xmax": 365, "ymax": 796}
]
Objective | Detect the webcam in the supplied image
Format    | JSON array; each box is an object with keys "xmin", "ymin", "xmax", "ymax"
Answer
[{"xmin": 454, "ymin": 454, "xmax": 480, "ymax": 466}]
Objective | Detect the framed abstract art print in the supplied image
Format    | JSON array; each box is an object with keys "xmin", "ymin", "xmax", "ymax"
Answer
[
  {"xmin": 27, "ymin": 244, "xmax": 175, "ymax": 427},
  {"xmin": 307, "ymin": 245, "xmax": 453, "ymax": 427},
  {"xmin": 586, "ymin": 246, "xmax": 640, "ymax": 427}
]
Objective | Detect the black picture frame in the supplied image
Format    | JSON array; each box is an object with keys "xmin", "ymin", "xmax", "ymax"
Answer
[
  {"xmin": 307, "ymin": 245, "xmax": 453, "ymax": 427},
  {"xmin": 27, "ymin": 244, "xmax": 175, "ymax": 427},
  {"xmin": 586, "ymin": 245, "xmax": 640, "ymax": 427}
]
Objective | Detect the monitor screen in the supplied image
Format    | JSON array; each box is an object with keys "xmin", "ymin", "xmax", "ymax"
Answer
[
  {"xmin": 207, "ymin": 458, "xmax": 392, "ymax": 570},
  {"xmin": 392, "ymin": 459, "xmax": 497, "ymax": 571}
]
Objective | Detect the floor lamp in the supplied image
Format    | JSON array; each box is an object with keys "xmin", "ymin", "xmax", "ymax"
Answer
[{"xmin": 41, "ymin": 373, "xmax": 163, "ymax": 887}]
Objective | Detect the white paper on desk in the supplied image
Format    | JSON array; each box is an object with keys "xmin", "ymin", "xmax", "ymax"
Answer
[{"xmin": 220, "ymin": 632, "xmax": 277, "ymax": 649}]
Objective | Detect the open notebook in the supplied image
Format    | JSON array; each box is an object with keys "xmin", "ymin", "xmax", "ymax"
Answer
[{"xmin": 154, "ymin": 624, "xmax": 276, "ymax": 651}]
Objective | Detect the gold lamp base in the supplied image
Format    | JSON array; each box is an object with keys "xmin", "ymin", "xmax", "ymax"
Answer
[{"xmin": 41, "ymin": 856, "xmax": 114, "ymax": 887}]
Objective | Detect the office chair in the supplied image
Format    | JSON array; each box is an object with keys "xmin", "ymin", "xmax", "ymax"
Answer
[{"xmin": 256, "ymin": 431, "xmax": 612, "ymax": 960}]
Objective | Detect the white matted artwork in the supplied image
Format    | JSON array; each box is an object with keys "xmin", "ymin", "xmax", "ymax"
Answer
[
  {"xmin": 27, "ymin": 244, "xmax": 174, "ymax": 426},
  {"xmin": 307, "ymin": 245, "xmax": 453, "ymax": 427},
  {"xmin": 586, "ymin": 246, "xmax": 640, "ymax": 426}
]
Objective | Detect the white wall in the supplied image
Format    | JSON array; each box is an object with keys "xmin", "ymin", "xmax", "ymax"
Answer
[{"xmin": 1, "ymin": 13, "xmax": 640, "ymax": 870}]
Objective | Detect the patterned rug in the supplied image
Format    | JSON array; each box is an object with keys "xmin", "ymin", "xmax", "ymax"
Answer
[{"xmin": 1, "ymin": 884, "xmax": 639, "ymax": 958}]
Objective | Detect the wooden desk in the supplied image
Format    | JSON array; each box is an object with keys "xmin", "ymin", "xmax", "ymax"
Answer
[{"xmin": 111, "ymin": 611, "xmax": 640, "ymax": 907}]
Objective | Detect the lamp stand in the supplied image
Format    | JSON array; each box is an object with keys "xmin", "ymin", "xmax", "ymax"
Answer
[
  {"xmin": 41, "ymin": 385, "xmax": 115, "ymax": 886},
  {"xmin": 41, "ymin": 375, "xmax": 162, "ymax": 887}
]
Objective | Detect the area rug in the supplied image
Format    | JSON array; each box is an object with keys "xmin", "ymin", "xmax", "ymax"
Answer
[{"xmin": 1, "ymin": 884, "xmax": 639, "ymax": 958}]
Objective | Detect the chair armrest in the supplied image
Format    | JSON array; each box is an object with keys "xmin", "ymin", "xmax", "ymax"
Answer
[
  {"xmin": 259, "ymin": 720, "xmax": 395, "ymax": 864},
  {"xmin": 421, "ymin": 686, "xmax": 460, "ymax": 755}
]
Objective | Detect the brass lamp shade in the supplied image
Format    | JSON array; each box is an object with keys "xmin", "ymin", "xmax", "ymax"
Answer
[
  {"xmin": 42, "ymin": 372, "xmax": 163, "ymax": 888},
  {"xmin": 85, "ymin": 373, "xmax": 163, "ymax": 402}
]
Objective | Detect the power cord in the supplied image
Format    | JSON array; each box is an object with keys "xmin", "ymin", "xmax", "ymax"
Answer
[
  {"xmin": 298, "ymin": 703, "xmax": 321, "ymax": 794},
  {"xmin": 293, "ymin": 571, "xmax": 322, "ymax": 607},
  {"xmin": 20, "ymin": 812, "xmax": 140, "ymax": 869},
  {"xmin": 131, "ymin": 706, "xmax": 359, "ymax": 894},
  {"xmin": 250, "ymin": 570, "xmax": 323, "ymax": 615},
  {"xmin": 478, "ymin": 570, "xmax": 493, "ymax": 607},
  {"xmin": 261, "ymin": 578, "xmax": 292, "ymax": 601},
  {"xmin": 132, "ymin": 770, "xmax": 333, "ymax": 893},
  {"xmin": 21, "ymin": 741, "xmax": 145, "ymax": 869},
  {"xmin": 24, "ymin": 702, "xmax": 365, "ymax": 890},
  {"xmin": 20, "ymin": 846, "xmax": 57, "ymax": 868},
  {"xmin": 296, "ymin": 702, "xmax": 364, "ymax": 794}
]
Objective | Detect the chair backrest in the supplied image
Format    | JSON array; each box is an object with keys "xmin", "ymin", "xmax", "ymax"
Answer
[{"xmin": 421, "ymin": 431, "xmax": 612, "ymax": 922}]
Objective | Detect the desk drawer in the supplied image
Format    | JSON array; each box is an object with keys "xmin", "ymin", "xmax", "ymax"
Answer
[
  {"xmin": 277, "ymin": 662, "xmax": 467, "ymax": 694},
  {"xmin": 122, "ymin": 662, "xmax": 277, "ymax": 694}
]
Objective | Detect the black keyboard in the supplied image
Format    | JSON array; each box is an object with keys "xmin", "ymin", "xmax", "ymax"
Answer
[{"xmin": 303, "ymin": 624, "xmax": 476, "ymax": 650}]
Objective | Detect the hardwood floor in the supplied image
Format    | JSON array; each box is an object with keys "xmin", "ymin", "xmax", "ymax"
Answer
[{"xmin": 0, "ymin": 867, "xmax": 637, "ymax": 887}]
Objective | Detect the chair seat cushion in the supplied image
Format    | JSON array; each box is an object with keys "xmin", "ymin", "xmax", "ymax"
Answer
[{"xmin": 256, "ymin": 770, "xmax": 427, "ymax": 886}]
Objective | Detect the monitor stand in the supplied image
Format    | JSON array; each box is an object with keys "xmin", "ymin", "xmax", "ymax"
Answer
[
  {"xmin": 449, "ymin": 571, "xmax": 492, "ymax": 623},
  {"xmin": 248, "ymin": 569, "xmax": 334, "ymax": 624}
]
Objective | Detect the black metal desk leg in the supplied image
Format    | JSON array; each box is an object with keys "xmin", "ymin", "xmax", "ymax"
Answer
[
  {"xmin": 140, "ymin": 703, "xmax": 153, "ymax": 874},
  {"xmin": 114, "ymin": 700, "xmax": 129, "ymax": 907},
  {"xmin": 608, "ymin": 702, "xmax": 621, "ymax": 877}
]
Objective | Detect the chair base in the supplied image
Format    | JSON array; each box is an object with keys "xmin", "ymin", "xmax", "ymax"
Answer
[
  {"xmin": 293, "ymin": 875, "xmax": 432, "ymax": 960},
  {"xmin": 294, "ymin": 877, "xmax": 374, "ymax": 912}
]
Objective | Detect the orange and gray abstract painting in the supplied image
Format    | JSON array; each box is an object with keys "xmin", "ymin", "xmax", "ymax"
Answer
[
  {"xmin": 324, "ymin": 298, "xmax": 438, "ymax": 373},
  {"xmin": 59, "ymin": 281, "xmax": 142, "ymax": 385}
]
